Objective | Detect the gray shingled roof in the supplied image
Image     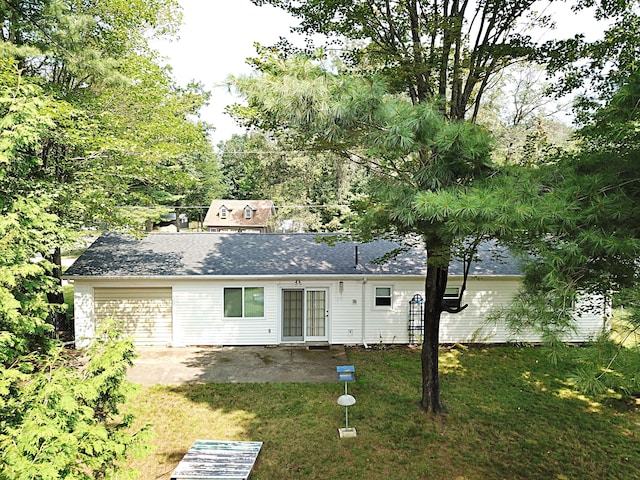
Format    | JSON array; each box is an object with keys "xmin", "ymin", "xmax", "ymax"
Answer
[{"xmin": 64, "ymin": 232, "xmax": 522, "ymax": 278}]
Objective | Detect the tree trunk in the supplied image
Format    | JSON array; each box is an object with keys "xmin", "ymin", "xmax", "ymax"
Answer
[
  {"xmin": 420, "ymin": 241, "xmax": 451, "ymax": 413},
  {"xmin": 46, "ymin": 246, "xmax": 68, "ymax": 335}
]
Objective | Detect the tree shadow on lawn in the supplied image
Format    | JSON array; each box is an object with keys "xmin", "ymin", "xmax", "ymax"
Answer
[
  {"xmin": 438, "ymin": 346, "xmax": 639, "ymax": 480},
  {"xmin": 128, "ymin": 346, "xmax": 640, "ymax": 480}
]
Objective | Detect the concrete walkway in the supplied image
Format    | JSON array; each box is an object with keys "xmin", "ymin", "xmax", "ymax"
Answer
[{"xmin": 127, "ymin": 345, "xmax": 349, "ymax": 385}]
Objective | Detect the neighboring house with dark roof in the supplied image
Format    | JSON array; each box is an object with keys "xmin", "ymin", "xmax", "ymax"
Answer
[
  {"xmin": 203, "ymin": 200, "xmax": 276, "ymax": 233},
  {"xmin": 64, "ymin": 232, "xmax": 609, "ymax": 348}
]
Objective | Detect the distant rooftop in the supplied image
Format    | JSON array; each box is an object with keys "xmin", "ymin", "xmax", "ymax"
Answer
[{"xmin": 203, "ymin": 199, "xmax": 275, "ymax": 229}]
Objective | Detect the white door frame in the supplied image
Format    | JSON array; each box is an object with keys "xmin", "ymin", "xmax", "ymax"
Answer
[{"xmin": 280, "ymin": 287, "xmax": 329, "ymax": 343}]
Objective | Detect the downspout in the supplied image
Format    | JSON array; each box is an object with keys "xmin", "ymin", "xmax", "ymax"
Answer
[
  {"xmin": 361, "ymin": 277, "xmax": 368, "ymax": 348},
  {"xmin": 355, "ymin": 244, "xmax": 369, "ymax": 348}
]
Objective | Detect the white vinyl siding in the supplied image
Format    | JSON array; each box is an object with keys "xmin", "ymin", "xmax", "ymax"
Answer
[
  {"xmin": 174, "ymin": 282, "xmax": 278, "ymax": 346},
  {"xmin": 73, "ymin": 283, "xmax": 94, "ymax": 348},
  {"xmin": 94, "ymin": 287, "xmax": 172, "ymax": 346},
  {"xmin": 440, "ymin": 279, "xmax": 608, "ymax": 343},
  {"xmin": 361, "ymin": 278, "xmax": 553, "ymax": 345},
  {"xmin": 330, "ymin": 280, "xmax": 363, "ymax": 343},
  {"xmin": 364, "ymin": 281, "xmax": 422, "ymax": 344},
  {"xmin": 73, "ymin": 276, "xmax": 608, "ymax": 348},
  {"xmin": 565, "ymin": 294, "xmax": 610, "ymax": 342},
  {"xmin": 361, "ymin": 278, "xmax": 528, "ymax": 344},
  {"xmin": 439, "ymin": 279, "xmax": 520, "ymax": 343},
  {"xmin": 172, "ymin": 284, "xmax": 220, "ymax": 346}
]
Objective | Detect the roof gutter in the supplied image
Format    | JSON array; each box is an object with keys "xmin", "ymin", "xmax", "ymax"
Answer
[{"xmin": 63, "ymin": 273, "xmax": 522, "ymax": 282}]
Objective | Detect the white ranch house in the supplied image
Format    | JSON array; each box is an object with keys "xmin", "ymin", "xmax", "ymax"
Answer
[{"xmin": 64, "ymin": 232, "xmax": 609, "ymax": 348}]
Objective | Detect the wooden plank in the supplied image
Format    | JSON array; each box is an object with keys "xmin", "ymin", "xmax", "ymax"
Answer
[{"xmin": 171, "ymin": 440, "xmax": 263, "ymax": 480}]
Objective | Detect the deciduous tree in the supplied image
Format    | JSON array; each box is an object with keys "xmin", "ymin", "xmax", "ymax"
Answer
[
  {"xmin": 2, "ymin": 0, "xmax": 222, "ymax": 328},
  {"xmin": 0, "ymin": 1, "xmax": 220, "ymax": 476}
]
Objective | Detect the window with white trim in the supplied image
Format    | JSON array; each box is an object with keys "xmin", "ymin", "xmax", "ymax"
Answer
[
  {"xmin": 444, "ymin": 287, "xmax": 460, "ymax": 298},
  {"xmin": 374, "ymin": 286, "xmax": 392, "ymax": 307},
  {"xmin": 244, "ymin": 206, "xmax": 253, "ymax": 219},
  {"xmin": 224, "ymin": 287, "xmax": 264, "ymax": 318},
  {"xmin": 442, "ymin": 286, "xmax": 461, "ymax": 309},
  {"xmin": 219, "ymin": 206, "xmax": 228, "ymax": 219}
]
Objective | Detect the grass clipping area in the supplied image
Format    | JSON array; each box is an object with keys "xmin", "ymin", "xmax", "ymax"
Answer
[{"xmin": 127, "ymin": 346, "xmax": 639, "ymax": 480}]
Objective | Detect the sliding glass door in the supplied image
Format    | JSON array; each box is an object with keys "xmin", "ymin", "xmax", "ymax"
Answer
[{"xmin": 281, "ymin": 288, "xmax": 328, "ymax": 342}]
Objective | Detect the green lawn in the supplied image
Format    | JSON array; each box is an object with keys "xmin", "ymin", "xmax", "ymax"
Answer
[{"xmin": 125, "ymin": 346, "xmax": 640, "ymax": 480}]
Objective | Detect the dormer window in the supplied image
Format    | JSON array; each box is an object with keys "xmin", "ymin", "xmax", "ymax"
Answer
[
  {"xmin": 219, "ymin": 206, "xmax": 228, "ymax": 219},
  {"xmin": 244, "ymin": 206, "xmax": 253, "ymax": 219}
]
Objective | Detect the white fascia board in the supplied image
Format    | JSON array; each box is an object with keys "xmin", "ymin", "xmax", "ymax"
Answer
[
  {"xmin": 63, "ymin": 273, "xmax": 523, "ymax": 282},
  {"xmin": 64, "ymin": 273, "xmax": 425, "ymax": 282},
  {"xmin": 460, "ymin": 274, "xmax": 523, "ymax": 280}
]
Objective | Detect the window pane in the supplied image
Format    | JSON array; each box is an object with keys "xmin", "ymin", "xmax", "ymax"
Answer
[
  {"xmin": 224, "ymin": 288, "xmax": 242, "ymax": 317},
  {"xmin": 283, "ymin": 290, "xmax": 303, "ymax": 338},
  {"xmin": 375, "ymin": 286, "xmax": 392, "ymax": 306},
  {"xmin": 306, "ymin": 290, "xmax": 326, "ymax": 336},
  {"xmin": 444, "ymin": 287, "xmax": 460, "ymax": 297},
  {"xmin": 376, "ymin": 287, "xmax": 391, "ymax": 297},
  {"xmin": 244, "ymin": 287, "xmax": 264, "ymax": 317},
  {"xmin": 375, "ymin": 297, "xmax": 392, "ymax": 306}
]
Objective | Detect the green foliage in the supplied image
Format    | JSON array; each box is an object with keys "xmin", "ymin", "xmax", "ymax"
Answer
[
  {"xmin": 0, "ymin": 2, "xmax": 205, "ymax": 477},
  {"xmin": 218, "ymin": 131, "xmax": 359, "ymax": 231},
  {"xmin": 91, "ymin": 55, "xmax": 222, "ymax": 221},
  {"xmin": 496, "ymin": 55, "xmax": 640, "ymax": 398},
  {"xmin": 476, "ymin": 62, "xmax": 575, "ymax": 165},
  {"xmin": 543, "ymin": 0, "xmax": 640, "ymax": 121},
  {"xmin": 231, "ymin": 0, "xmax": 577, "ymax": 411},
  {"xmin": 512, "ymin": 71, "xmax": 640, "ymax": 300},
  {"xmin": 0, "ymin": 323, "xmax": 149, "ymax": 480},
  {"xmin": 567, "ymin": 332, "xmax": 640, "ymax": 397},
  {"xmin": 251, "ymin": 0, "xmax": 553, "ymax": 119},
  {"xmin": 0, "ymin": 59, "xmax": 64, "ymax": 361},
  {"xmin": 0, "ymin": 196, "xmax": 59, "ymax": 363},
  {"xmin": 1, "ymin": 0, "xmax": 222, "ymax": 236}
]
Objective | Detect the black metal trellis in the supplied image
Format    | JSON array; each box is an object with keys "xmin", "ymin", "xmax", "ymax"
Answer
[{"xmin": 408, "ymin": 293, "xmax": 425, "ymax": 345}]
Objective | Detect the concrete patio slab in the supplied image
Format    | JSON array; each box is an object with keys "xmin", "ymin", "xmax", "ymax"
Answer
[{"xmin": 127, "ymin": 345, "xmax": 349, "ymax": 385}]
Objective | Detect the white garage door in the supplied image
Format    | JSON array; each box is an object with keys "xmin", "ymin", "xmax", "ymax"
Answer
[{"xmin": 94, "ymin": 287, "xmax": 172, "ymax": 346}]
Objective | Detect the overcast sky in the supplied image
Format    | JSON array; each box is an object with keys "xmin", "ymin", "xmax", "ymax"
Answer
[
  {"xmin": 154, "ymin": 1, "xmax": 605, "ymax": 147},
  {"xmin": 153, "ymin": 0, "xmax": 299, "ymax": 145}
]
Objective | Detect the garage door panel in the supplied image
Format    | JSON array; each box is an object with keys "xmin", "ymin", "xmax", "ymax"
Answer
[{"xmin": 94, "ymin": 288, "xmax": 172, "ymax": 346}]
